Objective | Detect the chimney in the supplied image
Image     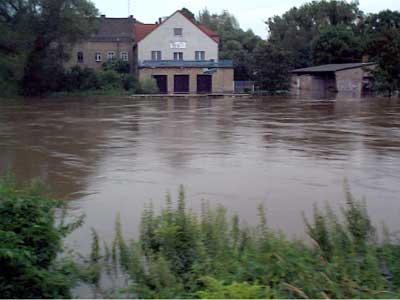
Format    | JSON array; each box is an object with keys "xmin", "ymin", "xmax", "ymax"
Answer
[
  {"xmin": 362, "ymin": 54, "xmax": 369, "ymax": 63},
  {"xmin": 101, "ymin": 14, "xmax": 106, "ymax": 18},
  {"xmin": 158, "ymin": 17, "xmax": 162, "ymax": 24}
]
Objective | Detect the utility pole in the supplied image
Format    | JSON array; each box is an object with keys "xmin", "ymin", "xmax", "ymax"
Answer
[{"xmin": 128, "ymin": 0, "xmax": 131, "ymax": 16}]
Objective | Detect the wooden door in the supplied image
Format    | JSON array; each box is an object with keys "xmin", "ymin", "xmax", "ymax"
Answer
[
  {"xmin": 197, "ymin": 75, "xmax": 212, "ymax": 93},
  {"xmin": 174, "ymin": 75, "xmax": 190, "ymax": 93},
  {"xmin": 152, "ymin": 75, "xmax": 168, "ymax": 94}
]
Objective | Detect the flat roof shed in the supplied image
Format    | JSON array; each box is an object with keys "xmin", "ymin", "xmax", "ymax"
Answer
[{"xmin": 291, "ymin": 63, "xmax": 377, "ymax": 75}]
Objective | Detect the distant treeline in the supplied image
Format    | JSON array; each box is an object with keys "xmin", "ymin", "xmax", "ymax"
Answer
[
  {"xmin": 192, "ymin": 3, "xmax": 400, "ymax": 95},
  {"xmin": 2, "ymin": 176, "xmax": 400, "ymax": 298},
  {"xmin": 0, "ymin": 1, "xmax": 399, "ymax": 96}
]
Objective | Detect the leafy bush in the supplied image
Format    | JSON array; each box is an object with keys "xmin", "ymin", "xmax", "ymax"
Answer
[
  {"xmin": 102, "ymin": 59, "xmax": 131, "ymax": 74},
  {"xmin": 121, "ymin": 74, "xmax": 139, "ymax": 92},
  {"xmin": 88, "ymin": 186, "xmax": 400, "ymax": 299},
  {"xmin": 138, "ymin": 78, "xmax": 159, "ymax": 94},
  {"xmin": 97, "ymin": 70, "xmax": 123, "ymax": 90},
  {"xmin": 64, "ymin": 66, "xmax": 100, "ymax": 91},
  {"xmin": 0, "ymin": 176, "xmax": 82, "ymax": 298}
]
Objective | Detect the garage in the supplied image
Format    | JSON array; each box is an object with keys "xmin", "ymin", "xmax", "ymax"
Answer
[
  {"xmin": 152, "ymin": 75, "xmax": 168, "ymax": 94},
  {"xmin": 197, "ymin": 75, "xmax": 212, "ymax": 93},
  {"xmin": 174, "ymin": 75, "xmax": 190, "ymax": 93}
]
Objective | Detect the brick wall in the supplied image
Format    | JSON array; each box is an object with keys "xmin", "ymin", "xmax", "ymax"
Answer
[{"xmin": 64, "ymin": 41, "xmax": 134, "ymax": 72}]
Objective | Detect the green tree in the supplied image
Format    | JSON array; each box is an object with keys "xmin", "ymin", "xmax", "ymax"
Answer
[
  {"xmin": 362, "ymin": 10, "xmax": 400, "ymax": 96},
  {"xmin": 197, "ymin": 9, "xmax": 261, "ymax": 80},
  {"xmin": 267, "ymin": 0, "xmax": 362, "ymax": 68},
  {"xmin": 311, "ymin": 25, "xmax": 363, "ymax": 64},
  {"xmin": 180, "ymin": 7, "xmax": 196, "ymax": 21},
  {"xmin": 367, "ymin": 29, "xmax": 400, "ymax": 96},
  {"xmin": 0, "ymin": 0, "xmax": 98, "ymax": 96},
  {"xmin": 253, "ymin": 41, "xmax": 291, "ymax": 92}
]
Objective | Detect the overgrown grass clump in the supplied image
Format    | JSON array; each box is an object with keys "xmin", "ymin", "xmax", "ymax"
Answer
[{"xmin": 88, "ymin": 186, "xmax": 400, "ymax": 299}]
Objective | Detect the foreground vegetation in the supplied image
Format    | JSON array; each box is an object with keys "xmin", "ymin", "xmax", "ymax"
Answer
[{"xmin": 1, "ymin": 177, "xmax": 400, "ymax": 298}]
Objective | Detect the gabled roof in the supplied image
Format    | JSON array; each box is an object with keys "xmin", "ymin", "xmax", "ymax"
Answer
[
  {"xmin": 134, "ymin": 23, "xmax": 160, "ymax": 43},
  {"xmin": 134, "ymin": 10, "xmax": 219, "ymax": 43},
  {"xmin": 89, "ymin": 17, "xmax": 135, "ymax": 42},
  {"xmin": 291, "ymin": 63, "xmax": 376, "ymax": 74}
]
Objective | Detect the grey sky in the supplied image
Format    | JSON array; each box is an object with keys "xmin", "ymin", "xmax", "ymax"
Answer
[{"xmin": 92, "ymin": 0, "xmax": 400, "ymax": 38}]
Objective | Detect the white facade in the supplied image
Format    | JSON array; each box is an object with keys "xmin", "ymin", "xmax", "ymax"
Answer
[{"xmin": 137, "ymin": 12, "xmax": 218, "ymax": 63}]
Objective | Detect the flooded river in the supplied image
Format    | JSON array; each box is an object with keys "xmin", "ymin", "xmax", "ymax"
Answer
[{"xmin": 1, "ymin": 95, "xmax": 400, "ymax": 250}]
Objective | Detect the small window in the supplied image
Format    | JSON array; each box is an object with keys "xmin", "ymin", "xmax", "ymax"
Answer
[
  {"xmin": 174, "ymin": 28, "xmax": 183, "ymax": 36},
  {"xmin": 151, "ymin": 51, "xmax": 162, "ymax": 61},
  {"xmin": 174, "ymin": 52, "xmax": 183, "ymax": 61},
  {"xmin": 77, "ymin": 51, "xmax": 84, "ymax": 63},
  {"xmin": 107, "ymin": 51, "xmax": 115, "ymax": 60},
  {"xmin": 95, "ymin": 52, "xmax": 102, "ymax": 62},
  {"xmin": 195, "ymin": 51, "xmax": 205, "ymax": 61},
  {"xmin": 120, "ymin": 51, "xmax": 129, "ymax": 61}
]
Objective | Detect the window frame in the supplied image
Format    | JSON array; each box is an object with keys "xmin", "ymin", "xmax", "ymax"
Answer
[
  {"xmin": 151, "ymin": 51, "xmax": 162, "ymax": 61},
  {"xmin": 174, "ymin": 52, "xmax": 183, "ymax": 61},
  {"xmin": 174, "ymin": 28, "xmax": 183, "ymax": 36},
  {"xmin": 195, "ymin": 51, "xmax": 206, "ymax": 61},
  {"xmin": 77, "ymin": 51, "xmax": 84, "ymax": 63},
  {"xmin": 120, "ymin": 51, "xmax": 129, "ymax": 61},
  {"xmin": 107, "ymin": 51, "xmax": 116, "ymax": 60},
  {"xmin": 95, "ymin": 52, "xmax": 102, "ymax": 62}
]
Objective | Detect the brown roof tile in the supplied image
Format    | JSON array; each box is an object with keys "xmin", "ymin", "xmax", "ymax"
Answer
[{"xmin": 89, "ymin": 17, "xmax": 135, "ymax": 42}]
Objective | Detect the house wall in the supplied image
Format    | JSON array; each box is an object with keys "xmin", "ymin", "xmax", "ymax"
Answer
[
  {"xmin": 335, "ymin": 68, "xmax": 364, "ymax": 94},
  {"xmin": 137, "ymin": 12, "xmax": 218, "ymax": 63},
  {"xmin": 139, "ymin": 68, "xmax": 234, "ymax": 93},
  {"xmin": 64, "ymin": 41, "xmax": 134, "ymax": 71}
]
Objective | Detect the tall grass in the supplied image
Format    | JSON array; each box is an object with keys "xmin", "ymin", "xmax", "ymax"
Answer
[{"xmin": 87, "ymin": 185, "xmax": 400, "ymax": 299}]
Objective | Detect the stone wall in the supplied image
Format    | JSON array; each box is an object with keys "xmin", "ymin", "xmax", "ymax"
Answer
[
  {"xmin": 335, "ymin": 68, "xmax": 364, "ymax": 94},
  {"xmin": 139, "ymin": 67, "xmax": 234, "ymax": 94}
]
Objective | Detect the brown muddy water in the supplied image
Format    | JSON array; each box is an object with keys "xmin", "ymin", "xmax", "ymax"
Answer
[{"xmin": 1, "ymin": 95, "xmax": 400, "ymax": 252}]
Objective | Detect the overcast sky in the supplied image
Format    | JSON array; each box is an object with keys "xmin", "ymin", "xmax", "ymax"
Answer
[{"xmin": 92, "ymin": 0, "xmax": 400, "ymax": 38}]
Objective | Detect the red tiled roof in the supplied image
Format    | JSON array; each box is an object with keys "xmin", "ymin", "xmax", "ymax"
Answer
[
  {"xmin": 134, "ymin": 23, "xmax": 160, "ymax": 42},
  {"xmin": 134, "ymin": 11, "xmax": 219, "ymax": 43}
]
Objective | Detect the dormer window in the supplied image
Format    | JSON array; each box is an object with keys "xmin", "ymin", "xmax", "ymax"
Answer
[{"xmin": 174, "ymin": 28, "xmax": 183, "ymax": 36}]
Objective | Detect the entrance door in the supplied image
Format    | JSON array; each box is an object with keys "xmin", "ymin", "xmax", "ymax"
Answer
[
  {"xmin": 152, "ymin": 75, "xmax": 168, "ymax": 94},
  {"xmin": 197, "ymin": 75, "xmax": 212, "ymax": 93},
  {"xmin": 174, "ymin": 75, "xmax": 190, "ymax": 93}
]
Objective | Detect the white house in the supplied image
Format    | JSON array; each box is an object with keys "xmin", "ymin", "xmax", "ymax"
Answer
[{"xmin": 134, "ymin": 10, "xmax": 234, "ymax": 94}]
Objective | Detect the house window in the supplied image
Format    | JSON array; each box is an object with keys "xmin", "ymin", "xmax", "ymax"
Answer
[
  {"xmin": 195, "ymin": 51, "xmax": 205, "ymax": 61},
  {"xmin": 77, "ymin": 51, "xmax": 84, "ymax": 63},
  {"xmin": 120, "ymin": 51, "xmax": 129, "ymax": 61},
  {"xmin": 151, "ymin": 51, "xmax": 162, "ymax": 61},
  {"xmin": 107, "ymin": 51, "xmax": 115, "ymax": 60},
  {"xmin": 174, "ymin": 52, "xmax": 183, "ymax": 61},
  {"xmin": 174, "ymin": 28, "xmax": 183, "ymax": 36},
  {"xmin": 95, "ymin": 52, "xmax": 102, "ymax": 62}
]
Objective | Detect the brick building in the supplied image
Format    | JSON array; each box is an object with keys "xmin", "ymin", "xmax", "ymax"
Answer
[{"xmin": 65, "ymin": 15, "xmax": 135, "ymax": 72}]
